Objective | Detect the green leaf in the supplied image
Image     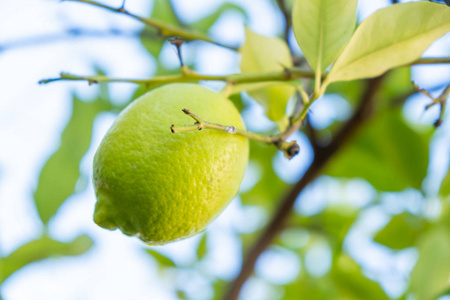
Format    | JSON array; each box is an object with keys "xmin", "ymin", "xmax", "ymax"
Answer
[
  {"xmin": 240, "ymin": 141, "xmax": 287, "ymax": 211},
  {"xmin": 240, "ymin": 28, "xmax": 295, "ymax": 123},
  {"xmin": 212, "ymin": 279, "xmax": 227, "ymax": 300},
  {"xmin": 176, "ymin": 290, "xmax": 188, "ymax": 300},
  {"xmin": 292, "ymin": 0, "xmax": 357, "ymax": 72},
  {"xmin": 440, "ymin": 167, "xmax": 450, "ymax": 196},
  {"xmin": 145, "ymin": 249, "xmax": 176, "ymax": 269},
  {"xmin": 320, "ymin": 208, "xmax": 358, "ymax": 250},
  {"xmin": 325, "ymin": 108, "xmax": 431, "ymax": 191},
  {"xmin": 34, "ymin": 96, "xmax": 109, "ymax": 224},
  {"xmin": 326, "ymin": 2, "xmax": 450, "ymax": 83},
  {"xmin": 331, "ymin": 255, "xmax": 389, "ymax": 300},
  {"xmin": 374, "ymin": 212, "xmax": 428, "ymax": 250},
  {"xmin": 196, "ymin": 234, "xmax": 208, "ymax": 260},
  {"xmin": 230, "ymin": 81, "xmax": 298, "ymax": 96},
  {"xmin": 228, "ymin": 93, "xmax": 245, "ymax": 112},
  {"xmin": 190, "ymin": 3, "xmax": 247, "ymax": 32},
  {"xmin": 0, "ymin": 235, "xmax": 93, "ymax": 283},
  {"xmin": 326, "ymin": 79, "xmax": 365, "ymax": 107},
  {"xmin": 285, "ymin": 276, "xmax": 335, "ymax": 300},
  {"xmin": 151, "ymin": 0, "xmax": 179, "ymax": 25},
  {"xmin": 140, "ymin": 0, "xmax": 178, "ymax": 59},
  {"xmin": 410, "ymin": 227, "xmax": 450, "ymax": 300}
]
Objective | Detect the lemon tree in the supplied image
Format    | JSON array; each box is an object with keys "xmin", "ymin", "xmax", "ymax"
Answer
[{"xmin": 3, "ymin": 0, "xmax": 450, "ymax": 300}]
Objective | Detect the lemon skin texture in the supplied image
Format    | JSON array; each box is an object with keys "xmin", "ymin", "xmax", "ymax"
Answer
[{"xmin": 93, "ymin": 83, "xmax": 249, "ymax": 245}]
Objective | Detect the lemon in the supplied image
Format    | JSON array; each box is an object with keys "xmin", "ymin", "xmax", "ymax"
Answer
[{"xmin": 93, "ymin": 83, "xmax": 249, "ymax": 245}]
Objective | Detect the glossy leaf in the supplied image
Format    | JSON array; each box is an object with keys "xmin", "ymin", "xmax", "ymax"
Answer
[
  {"xmin": 374, "ymin": 212, "xmax": 427, "ymax": 250},
  {"xmin": 326, "ymin": 2, "xmax": 450, "ymax": 83},
  {"xmin": 230, "ymin": 81, "xmax": 298, "ymax": 96},
  {"xmin": 34, "ymin": 96, "xmax": 109, "ymax": 224},
  {"xmin": 292, "ymin": 0, "xmax": 357, "ymax": 72},
  {"xmin": 0, "ymin": 235, "xmax": 93, "ymax": 283},
  {"xmin": 190, "ymin": 3, "xmax": 247, "ymax": 32},
  {"xmin": 240, "ymin": 28, "xmax": 295, "ymax": 123},
  {"xmin": 325, "ymin": 109, "xmax": 431, "ymax": 191},
  {"xmin": 285, "ymin": 276, "xmax": 334, "ymax": 300},
  {"xmin": 240, "ymin": 141, "xmax": 287, "ymax": 211},
  {"xmin": 326, "ymin": 79, "xmax": 365, "ymax": 107},
  {"xmin": 440, "ymin": 167, "xmax": 450, "ymax": 196},
  {"xmin": 410, "ymin": 227, "xmax": 450, "ymax": 300},
  {"xmin": 291, "ymin": 207, "xmax": 357, "ymax": 251},
  {"xmin": 331, "ymin": 255, "xmax": 389, "ymax": 300},
  {"xmin": 145, "ymin": 249, "xmax": 176, "ymax": 269},
  {"xmin": 196, "ymin": 234, "xmax": 208, "ymax": 260},
  {"xmin": 140, "ymin": 0, "xmax": 178, "ymax": 59}
]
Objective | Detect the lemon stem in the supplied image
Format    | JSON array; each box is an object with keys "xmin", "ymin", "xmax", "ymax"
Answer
[{"xmin": 171, "ymin": 109, "xmax": 300, "ymax": 159}]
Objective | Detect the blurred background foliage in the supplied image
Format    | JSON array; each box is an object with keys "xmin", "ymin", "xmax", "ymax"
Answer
[{"xmin": 0, "ymin": 0, "xmax": 449, "ymax": 299}]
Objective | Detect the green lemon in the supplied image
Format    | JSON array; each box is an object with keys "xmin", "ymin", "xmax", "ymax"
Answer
[{"xmin": 93, "ymin": 83, "xmax": 249, "ymax": 245}]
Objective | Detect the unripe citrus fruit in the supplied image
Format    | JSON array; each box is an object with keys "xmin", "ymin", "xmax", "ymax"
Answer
[{"xmin": 93, "ymin": 83, "xmax": 249, "ymax": 245}]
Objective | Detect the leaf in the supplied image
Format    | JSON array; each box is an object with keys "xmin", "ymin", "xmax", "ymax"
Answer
[
  {"xmin": 324, "ymin": 108, "xmax": 431, "ymax": 191},
  {"xmin": 331, "ymin": 255, "xmax": 389, "ymax": 300},
  {"xmin": 190, "ymin": 3, "xmax": 247, "ymax": 32},
  {"xmin": 320, "ymin": 208, "xmax": 358, "ymax": 250},
  {"xmin": 285, "ymin": 277, "xmax": 335, "ymax": 300},
  {"xmin": 196, "ymin": 234, "xmax": 208, "ymax": 260},
  {"xmin": 292, "ymin": 0, "xmax": 357, "ymax": 72},
  {"xmin": 0, "ymin": 235, "xmax": 93, "ymax": 283},
  {"xmin": 439, "ymin": 167, "xmax": 450, "ymax": 196},
  {"xmin": 140, "ymin": 0, "xmax": 178, "ymax": 58},
  {"xmin": 326, "ymin": 79, "xmax": 365, "ymax": 107},
  {"xmin": 410, "ymin": 227, "xmax": 450, "ymax": 300},
  {"xmin": 326, "ymin": 2, "xmax": 450, "ymax": 83},
  {"xmin": 230, "ymin": 81, "xmax": 298, "ymax": 96},
  {"xmin": 240, "ymin": 28, "xmax": 295, "ymax": 123},
  {"xmin": 150, "ymin": 0, "xmax": 179, "ymax": 25},
  {"xmin": 145, "ymin": 249, "xmax": 176, "ymax": 269},
  {"xmin": 374, "ymin": 212, "xmax": 428, "ymax": 250},
  {"xmin": 228, "ymin": 93, "xmax": 245, "ymax": 112},
  {"xmin": 240, "ymin": 141, "xmax": 287, "ymax": 211},
  {"xmin": 34, "ymin": 96, "xmax": 109, "ymax": 224}
]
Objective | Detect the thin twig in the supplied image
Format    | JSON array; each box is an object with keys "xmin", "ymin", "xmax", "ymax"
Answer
[
  {"xmin": 171, "ymin": 109, "xmax": 300, "ymax": 159},
  {"xmin": 223, "ymin": 75, "xmax": 385, "ymax": 300},
  {"xmin": 62, "ymin": 0, "xmax": 237, "ymax": 50},
  {"xmin": 411, "ymin": 57, "xmax": 450, "ymax": 65},
  {"xmin": 38, "ymin": 68, "xmax": 316, "ymax": 85},
  {"xmin": 39, "ymin": 57, "xmax": 450, "ymax": 86}
]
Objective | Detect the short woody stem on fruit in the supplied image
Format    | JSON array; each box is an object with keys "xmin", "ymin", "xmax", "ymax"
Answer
[{"xmin": 170, "ymin": 109, "xmax": 300, "ymax": 159}]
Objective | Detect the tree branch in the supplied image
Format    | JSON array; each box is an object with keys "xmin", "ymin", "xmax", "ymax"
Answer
[
  {"xmin": 276, "ymin": 0, "xmax": 292, "ymax": 45},
  {"xmin": 39, "ymin": 68, "xmax": 316, "ymax": 86},
  {"xmin": 63, "ymin": 0, "xmax": 237, "ymax": 50},
  {"xmin": 223, "ymin": 75, "xmax": 385, "ymax": 300},
  {"xmin": 39, "ymin": 57, "xmax": 449, "ymax": 86}
]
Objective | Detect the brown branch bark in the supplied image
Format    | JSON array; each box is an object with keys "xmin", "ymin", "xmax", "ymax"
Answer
[
  {"xmin": 276, "ymin": 0, "xmax": 292, "ymax": 44},
  {"xmin": 223, "ymin": 75, "xmax": 385, "ymax": 300}
]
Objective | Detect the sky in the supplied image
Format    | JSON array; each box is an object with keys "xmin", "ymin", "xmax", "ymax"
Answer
[{"xmin": 0, "ymin": 0, "xmax": 449, "ymax": 299}]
